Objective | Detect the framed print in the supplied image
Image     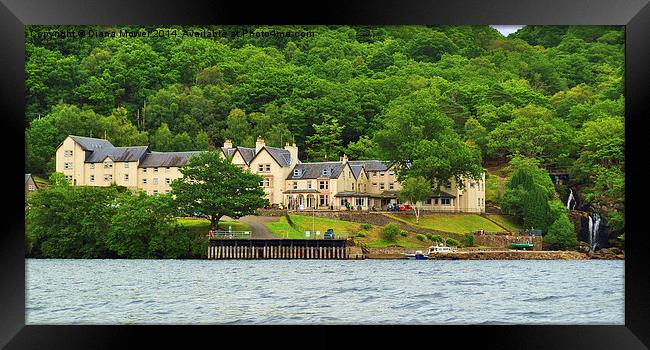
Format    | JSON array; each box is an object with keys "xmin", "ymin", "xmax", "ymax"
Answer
[{"xmin": 2, "ymin": 0, "xmax": 649, "ymax": 348}]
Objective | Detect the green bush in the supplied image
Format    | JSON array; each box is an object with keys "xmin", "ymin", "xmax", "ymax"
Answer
[
  {"xmin": 463, "ymin": 233, "xmax": 475, "ymax": 246},
  {"xmin": 429, "ymin": 234, "xmax": 443, "ymax": 242},
  {"xmin": 361, "ymin": 223, "xmax": 372, "ymax": 230},
  {"xmin": 382, "ymin": 223, "xmax": 400, "ymax": 242},
  {"xmin": 399, "ymin": 230, "xmax": 408, "ymax": 237},
  {"xmin": 356, "ymin": 232, "xmax": 366, "ymax": 237},
  {"xmin": 416, "ymin": 234, "xmax": 426, "ymax": 241},
  {"xmin": 445, "ymin": 238, "xmax": 460, "ymax": 246},
  {"xmin": 544, "ymin": 213, "xmax": 577, "ymax": 250}
]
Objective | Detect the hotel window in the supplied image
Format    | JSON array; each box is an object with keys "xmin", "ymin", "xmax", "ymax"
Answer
[
  {"xmin": 165, "ymin": 190, "xmax": 170, "ymax": 194},
  {"xmin": 263, "ymin": 178, "xmax": 271, "ymax": 187},
  {"xmin": 379, "ymin": 183, "xmax": 385, "ymax": 190},
  {"xmin": 65, "ymin": 175, "xmax": 73, "ymax": 182},
  {"xmin": 104, "ymin": 174, "xmax": 112, "ymax": 182},
  {"xmin": 28, "ymin": 184, "xmax": 35, "ymax": 191},
  {"xmin": 265, "ymin": 164, "xmax": 271, "ymax": 172},
  {"xmin": 380, "ymin": 172, "xmax": 385, "ymax": 176},
  {"xmin": 319, "ymin": 195, "xmax": 329, "ymax": 206},
  {"xmin": 307, "ymin": 181, "xmax": 312, "ymax": 189},
  {"xmin": 166, "ymin": 167, "xmax": 170, "ymax": 172},
  {"xmin": 372, "ymin": 183, "xmax": 377, "ymax": 187},
  {"xmin": 165, "ymin": 178, "xmax": 171, "ymax": 184},
  {"xmin": 64, "ymin": 162, "xmax": 73, "ymax": 170},
  {"xmin": 64, "ymin": 150, "xmax": 73, "ymax": 157},
  {"xmin": 294, "ymin": 169, "xmax": 302, "ymax": 177},
  {"xmin": 389, "ymin": 171, "xmax": 395, "ymax": 177},
  {"xmin": 90, "ymin": 175, "xmax": 95, "ymax": 182},
  {"xmin": 319, "ymin": 181, "xmax": 328, "ymax": 190},
  {"xmin": 143, "ymin": 179, "xmax": 147, "ymax": 184},
  {"xmin": 124, "ymin": 163, "xmax": 129, "ymax": 169},
  {"xmin": 470, "ymin": 182, "xmax": 476, "ymax": 188},
  {"xmin": 434, "ymin": 198, "xmax": 439, "ymax": 205},
  {"xmin": 153, "ymin": 178, "xmax": 158, "ymax": 185},
  {"xmin": 143, "ymin": 168, "xmax": 147, "ymax": 173},
  {"xmin": 104, "ymin": 162, "xmax": 113, "ymax": 169},
  {"xmin": 389, "ymin": 183, "xmax": 394, "ymax": 190},
  {"xmin": 478, "ymin": 198, "xmax": 481, "ymax": 206},
  {"xmin": 356, "ymin": 198, "xmax": 364, "ymax": 206},
  {"xmin": 89, "ymin": 163, "xmax": 95, "ymax": 169},
  {"xmin": 441, "ymin": 198, "xmax": 451, "ymax": 205},
  {"xmin": 154, "ymin": 168, "xmax": 159, "ymax": 173},
  {"xmin": 124, "ymin": 174, "xmax": 129, "ymax": 181},
  {"xmin": 293, "ymin": 181, "xmax": 298, "ymax": 190},
  {"xmin": 322, "ymin": 168, "xmax": 331, "ymax": 177},
  {"xmin": 153, "ymin": 190, "xmax": 159, "ymax": 195}
]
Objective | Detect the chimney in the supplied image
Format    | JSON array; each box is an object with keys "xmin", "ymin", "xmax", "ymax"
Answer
[
  {"xmin": 342, "ymin": 154, "xmax": 348, "ymax": 164},
  {"xmin": 255, "ymin": 136, "xmax": 265, "ymax": 154},
  {"xmin": 284, "ymin": 142, "xmax": 299, "ymax": 166},
  {"xmin": 223, "ymin": 139, "xmax": 233, "ymax": 148}
]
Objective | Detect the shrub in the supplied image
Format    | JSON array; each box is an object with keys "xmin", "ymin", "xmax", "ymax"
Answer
[
  {"xmin": 416, "ymin": 234, "xmax": 426, "ymax": 242},
  {"xmin": 356, "ymin": 232, "xmax": 366, "ymax": 237},
  {"xmin": 429, "ymin": 234, "xmax": 443, "ymax": 242},
  {"xmin": 382, "ymin": 223, "xmax": 400, "ymax": 242},
  {"xmin": 544, "ymin": 213, "xmax": 577, "ymax": 250},
  {"xmin": 463, "ymin": 233, "xmax": 475, "ymax": 246},
  {"xmin": 445, "ymin": 238, "xmax": 460, "ymax": 246},
  {"xmin": 399, "ymin": 230, "xmax": 408, "ymax": 237},
  {"xmin": 361, "ymin": 223, "xmax": 372, "ymax": 230}
]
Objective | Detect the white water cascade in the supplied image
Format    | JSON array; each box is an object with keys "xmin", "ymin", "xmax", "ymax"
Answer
[
  {"xmin": 588, "ymin": 213, "xmax": 601, "ymax": 252},
  {"xmin": 566, "ymin": 189, "xmax": 575, "ymax": 210}
]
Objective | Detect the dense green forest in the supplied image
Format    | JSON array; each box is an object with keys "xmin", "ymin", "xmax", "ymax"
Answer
[{"xmin": 25, "ymin": 25, "xmax": 625, "ymax": 236}]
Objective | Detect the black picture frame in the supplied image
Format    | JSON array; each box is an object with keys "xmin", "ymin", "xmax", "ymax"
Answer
[{"xmin": 2, "ymin": 0, "xmax": 649, "ymax": 348}]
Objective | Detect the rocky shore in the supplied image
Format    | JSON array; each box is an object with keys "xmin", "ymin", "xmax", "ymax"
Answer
[{"xmin": 362, "ymin": 247, "xmax": 624, "ymax": 260}]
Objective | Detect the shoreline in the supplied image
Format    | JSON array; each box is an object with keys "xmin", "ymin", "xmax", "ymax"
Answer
[{"xmin": 363, "ymin": 248, "xmax": 623, "ymax": 260}]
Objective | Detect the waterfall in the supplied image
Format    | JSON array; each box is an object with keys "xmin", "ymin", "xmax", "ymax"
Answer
[
  {"xmin": 588, "ymin": 213, "xmax": 602, "ymax": 252},
  {"xmin": 566, "ymin": 189, "xmax": 574, "ymax": 210}
]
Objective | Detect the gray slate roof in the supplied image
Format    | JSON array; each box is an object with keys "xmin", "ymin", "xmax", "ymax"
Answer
[
  {"xmin": 221, "ymin": 147, "xmax": 237, "ymax": 158},
  {"xmin": 138, "ymin": 151, "xmax": 202, "ymax": 168},
  {"xmin": 263, "ymin": 147, "xmax": 293, "ymax": 167},
  {"xmin": 25, "ymin": 174, "xmax": 31, "ymax": 184},
  {"xmin": 236, "ymin": 147, "xmax": 256, "ymax": 164},
  {"xmin": 348, "ymin": 160, "xmax": 392, "ymax": 172},
  {"xmin": 69, "ymin": 135, "xmax": 113, "ymax": 151},
  {"xmin": 287, "ymin": 162, "xmax": 346, "ymax": 180},
  {"xmin": 85, "ymin": 146, "xmax": 149, "ymax": 163},
  {"xmin": 350, "ymin": 164, "xmax": 364, "ymax": 179}
]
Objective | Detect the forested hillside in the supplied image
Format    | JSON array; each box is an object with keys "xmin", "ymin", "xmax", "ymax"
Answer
[{"xmin": 25, "ymin": 25, "xmax": 624, "ymax": 233}]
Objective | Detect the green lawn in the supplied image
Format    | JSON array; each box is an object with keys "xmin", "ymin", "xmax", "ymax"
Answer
[
  {"xmin": 176, "ymin": 217, "xmax": 252, "ymax": 235},
  {"xmin": 389, "ymin": 213, "xmax": 504, "ymax": 234},
  {"xmin": 265, "ymin": 214, "xmax": 452, "ymax": 248},
  {"xmin": 484, "ymin": 214, "xmax": 522, "ymax": 232},
  {"xmin": 265, "ymin": 214, "xmax": 359, "ymax": 239}
]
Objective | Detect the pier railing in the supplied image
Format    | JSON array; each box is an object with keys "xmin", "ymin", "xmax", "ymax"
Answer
[{"xmin": 210, "ymin": 230, "xmax": 251, "ymax": 239}]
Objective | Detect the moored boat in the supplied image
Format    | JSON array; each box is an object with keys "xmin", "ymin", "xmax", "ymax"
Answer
[{"xmin": 404, "ymin": 250, "xmax": 428, "ymax": 260}]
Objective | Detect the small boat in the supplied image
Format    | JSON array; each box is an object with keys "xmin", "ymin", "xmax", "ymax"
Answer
[
  {"xmin": 404, "ymin": 250, "xmax": 428, "ymax": 260},
  {"xmin": 509, "ymin": 243, "xmax": 534, "ymax": 250}
]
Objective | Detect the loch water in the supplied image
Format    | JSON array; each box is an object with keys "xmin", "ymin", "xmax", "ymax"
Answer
[{"xmin": 26, "ymin": 259, "xmax": 624, "ymax": 324}]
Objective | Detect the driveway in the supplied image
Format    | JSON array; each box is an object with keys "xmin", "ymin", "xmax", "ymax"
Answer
[{"xmin": 238, "ymin": 216, "xmax": 281, "ymax": 239}]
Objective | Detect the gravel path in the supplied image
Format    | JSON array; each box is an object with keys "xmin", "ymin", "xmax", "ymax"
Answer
[{"xmin": 238, "ymin": 216, "xmax": 281, "ymax": 239}]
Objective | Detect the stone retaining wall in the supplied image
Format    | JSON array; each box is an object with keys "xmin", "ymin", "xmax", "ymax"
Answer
[{"xmin": 473, "ymin": 234, "xmax": 544, "ymax": 251}]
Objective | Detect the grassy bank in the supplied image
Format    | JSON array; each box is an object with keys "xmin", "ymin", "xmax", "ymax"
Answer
[
  {"xmin": 387, "ymin": 213, "xmax": 503, "ymax": 234},
  {"xmin": 484, "ymin": 214, "xmax": 522, "ymax": 232},
  {"xmin": 176, "ymin": 218, "xmax": 252, "ymax": 235}
]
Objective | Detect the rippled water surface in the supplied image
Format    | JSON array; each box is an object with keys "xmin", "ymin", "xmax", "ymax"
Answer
[{"xmin": 26, "ymin": 259, "xmax": 624, "ymax": 324}]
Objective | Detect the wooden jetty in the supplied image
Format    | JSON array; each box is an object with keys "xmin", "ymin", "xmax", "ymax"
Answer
[{"xmin": 207, "ymin": 239, "xmax": 350, "ymax": 260}]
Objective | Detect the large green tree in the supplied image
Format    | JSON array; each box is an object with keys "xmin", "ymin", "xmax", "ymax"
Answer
[
  {"xmin": 170, "ymin": 151, "xmax": 267, "ymax": 230},
  {"xmin": 398, "ymin": 176, "xmax": 433, "ymax": 224}
]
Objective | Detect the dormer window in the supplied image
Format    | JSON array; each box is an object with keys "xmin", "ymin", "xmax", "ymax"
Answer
[
  {"xmin": 322, "ymin": 168, "xmax": 331, "ymax": 177},
  {"xmin": 293, "ymin": 169, "xmax": 302, "ymax": 177},
  {"xmin": 104, "ymin": 162, "xmax": 113, "ymax": 169}
]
